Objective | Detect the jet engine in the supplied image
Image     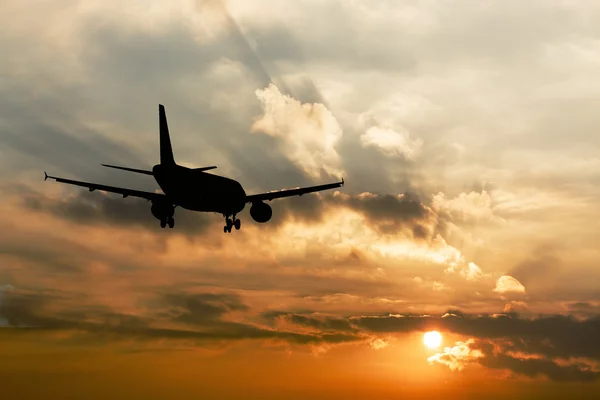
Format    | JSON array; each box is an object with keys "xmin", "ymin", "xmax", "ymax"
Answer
[{"xmin": 250, "ymin": 201, "xmax": 272, "ymax": 223}]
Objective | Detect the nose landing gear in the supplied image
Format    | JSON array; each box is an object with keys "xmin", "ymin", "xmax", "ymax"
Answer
[{"xmin": 223, "ymin": 214, "xmax": 241, "ymax": 233}]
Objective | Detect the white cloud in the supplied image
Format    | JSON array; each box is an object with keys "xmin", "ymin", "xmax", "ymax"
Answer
[
  {"xmin": 360, "ymin": 126, "xmax": 422, "ymax": 160},
  {"xmin": 503, "ymin": 301, "xmax": 528, "ymax": 313},
  {"xmin": 494, "ymin": 276, "xmax": 526, "ymax": 294},
  {"xmin": 370, "ymin": 338, "xmax": 388, "ymax": 350},
  {"xmin": 445, "ymin": 262, "xmax": 485, "ymax": 281},
  {"xmin": 427, "ymin": 338, "xmax": 484, "ymax": 371},
  {"xmin": 252, "ymin": 84, "xmax": 344, "ymax": 179},
  {"xmin": 432, "ymin": 190, "xmax": 501, "ymax": 224}
]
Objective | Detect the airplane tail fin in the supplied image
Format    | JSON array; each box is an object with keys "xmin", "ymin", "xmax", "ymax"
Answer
[{"xmin": 159, "ymin": 104, "xmax": 176, "ymax": 165}]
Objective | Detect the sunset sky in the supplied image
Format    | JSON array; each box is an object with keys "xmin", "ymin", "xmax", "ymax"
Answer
[{"xmin": 2, "ymin": 0, "xmax": 600, "ymax": 398}]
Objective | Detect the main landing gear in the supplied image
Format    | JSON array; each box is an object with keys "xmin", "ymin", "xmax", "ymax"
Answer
[
  {"xmin": 223, "ymin": 214, "xmax": 241, "ymax": 233},
  {"xmin": 160, "ymin": 216, "xmax": 175, "ymax": 229},
  {"xmin": 151, "ymin": 200, "xmax": 175, "ymax": 229}
]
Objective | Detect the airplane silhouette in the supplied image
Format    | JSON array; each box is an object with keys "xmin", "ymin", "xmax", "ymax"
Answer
[{"xmin": 44, "ymin": 105, "xmax": 344, "ymax": 232}]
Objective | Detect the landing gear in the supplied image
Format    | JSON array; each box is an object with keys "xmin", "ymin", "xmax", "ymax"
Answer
[
  {"xmin": 152, "ymin": 201, "xmax": 176, "ymax": 230},
  {"xmin": 223, "ymin": 214, "xmax": 241, "ymax": 233},
  {"xmin": 159, "ymin": 217, "xmax": 174, "ymax": 228}
]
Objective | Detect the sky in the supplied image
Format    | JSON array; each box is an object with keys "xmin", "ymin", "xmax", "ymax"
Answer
[{"xmin": 1, "ymin": 0, "xmax": 600, "ymax": 398}]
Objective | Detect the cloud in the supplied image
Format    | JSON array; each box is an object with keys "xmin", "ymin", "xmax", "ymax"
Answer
[
  {"xmin": 260, "ymin": 309, "xmax": 600, "ymax": 382},
  {"xmin": 370, "ymin": 338, "xmax": 388, "ymax": 350},
  {"xmin": 0, "ymin": 284, "xmax": 14, "ymax": 327},
  {"xmin": 327, "ymin": 191, "xmax": 438, "ymax": 239},
  {"xmin": 445, "ymin": 262, "xmax": 485, "ymax": 281},
  {"xmin": 429, "ymin": 337, "xmax": 600, "ymax": 382},
  {"xmin": 479, "ymin": 350, "xmax": 600, "ymax": 383},
  {"xmin": 0, "ymin": 288, "xmax": 362, "ymax": 346},
  {"xmin": 494, "ymin": 276, "xmax": 526, "ymax": 294},
  {"xmin": 360, "ymin": 126, "xmax": 422, "ymax": 160},
  {"xmin": 251, "ymin": 83, "xmax": 344, "ymax": 180},
  {"xmin": 503, "ymin": 301, "xmax": 529, "ymax": 313},
  {"xmin": 432, "ymin": 190, "xmax": 502, "ymax": 224},
  {"xmin": 352, "ymin": 312, "xmax": 600, "ymax": 362},
  {"xmin": 19, "ymin": 187, "xmax": 212, "ymax": 235},
  {"xmin": 428, "ymin": 338, "xmax": 484, "ymax": 371}
]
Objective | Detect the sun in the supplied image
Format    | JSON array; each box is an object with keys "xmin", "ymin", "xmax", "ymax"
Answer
[{"xmin": 423, "ymin": 331, "xmax": 442, "ymax": 349}]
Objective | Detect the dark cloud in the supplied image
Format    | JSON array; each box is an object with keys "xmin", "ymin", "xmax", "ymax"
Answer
[
  {"xmin": 332, "ymin": 193, "xmax": 429, "ymax": 221},
  {"xmin": 263, "ymin": 193, "xmax": 327, "ymax": 227},
  {"xmin": 0, "ymin": 288, "xmax": 362, "ymax": 346},
  {"xmin": 19, "ymin": 186, "xmax": 212, "ymax": 235},
  {"xmin": 480, "ymin": 348, "xmax": 600, "ymax": 382},
  {"xmin": 262, "ymin": 311, "xmax": 357, "ymax": 333},
  {"xmin": 3, "ymin": 284, "xmax": 600, "ymax": 382},
  {"xmin": 509, "ymin": 244, "xmax": 560, "ymax": 287},
  {"xmin": 266, "ymin": 310, "xmax": 600, "ymax": 382},
  {"xmin": 352, "ymin": 312, "xmax": 600, "ymax": 361},
  {"xmin": 567, "ymin": 302, "xmax": 600, "ymax": 319},
  {"xmin": 17, "ymin": 172, "xmax": 443, "ymax": 240},
  {"xmin": 325, "ymin": 191, "xmax": 442, "ymax": 239},
  {"xmin": 162, "ymin": 292, "xmax": 249, "ymax": 325},
  {"xmin": 283, "ymin": 307, "xmax": 600, "ymax": 381}
]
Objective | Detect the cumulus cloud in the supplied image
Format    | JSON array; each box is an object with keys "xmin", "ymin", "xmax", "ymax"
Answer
[
  {"xmin": 360, "ymin": 126, "xmax": 422, "ymax": 160},
  {"xmin": 429, "ymin": 337, "xmax": 600, "ymax": 382},
  {"xmin": 370, "ymin": 338, "xmax": 389, "ymax": 350},
  {"xmin": 432, "ymin": 190, "xmax": 501, "ymax": 224},
  {"xmin": 445, "ymin": 261, "xmax": 485, "ymax": 281},
  {"xmin": 503, "ymin": 301, "xmax": 529, "ymax": 313},
  {"xmin": 428, "ymin": 338, "xmax": 484, "ymax": 371},
  {"xmin": 252, "ymin": 83, "xmax": 344, "ymax": 180},
  {"xmin": 494, "ymin": 276, "xmax": 526, "ymax": 294}
]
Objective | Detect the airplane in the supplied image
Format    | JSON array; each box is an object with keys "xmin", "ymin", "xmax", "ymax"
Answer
[{"xmin": 44, "ymin": 104, "xmax": 344, "ymax": 233}]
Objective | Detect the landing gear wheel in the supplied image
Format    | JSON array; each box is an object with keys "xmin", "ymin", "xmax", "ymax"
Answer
[
  {"xmin": 168, "ymin": 217, "xmax": 174, "ymax": 228},
  {"xmin": 234, "ymin": 219, "xmax": 241, "ymax": 230},
  {"xmin": 160, "ymin": 219, "xmax": 167, "ymax": 228}
]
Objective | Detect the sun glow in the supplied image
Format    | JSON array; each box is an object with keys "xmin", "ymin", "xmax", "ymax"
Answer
[{"xmin": 423, "ymin": 331, "xmax": 442, "ymax": 349}]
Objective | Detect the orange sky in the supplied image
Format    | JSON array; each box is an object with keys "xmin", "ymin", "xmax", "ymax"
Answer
[{"xmin": 1, "ymin": 0, "xmax": 600, "ymax": 398}]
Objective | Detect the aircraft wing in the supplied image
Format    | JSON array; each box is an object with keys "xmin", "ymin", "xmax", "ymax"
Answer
[
  {"xmin": 245, "ymin": 178, "xmax": 344, "ymax": 203},
  {"xmin": 44, "ymin": 172, "xmax": 166, "ymax": 201}
]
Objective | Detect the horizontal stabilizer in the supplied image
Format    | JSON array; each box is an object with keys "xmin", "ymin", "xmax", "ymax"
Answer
[
  {"xmin": 101, "ymin": 164, "xmax": 154, "ymax": 175},
  {"xmin": 194, "ymin": 166, "xmax": 217, "ymax": 172}
]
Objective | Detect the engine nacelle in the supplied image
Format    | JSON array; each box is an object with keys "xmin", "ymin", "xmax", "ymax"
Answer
[
  {"xmin": 250, "ymin": 201, "xmax": 272, "ymax": 223},
  {"xmin": 151, "ymin": 200, "xmax": 174, "ymax": 220}
]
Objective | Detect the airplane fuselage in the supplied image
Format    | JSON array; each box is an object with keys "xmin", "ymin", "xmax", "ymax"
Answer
[{"xmin": 152, "ymin": 164, "xmax": 247, "ymax": 215}]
